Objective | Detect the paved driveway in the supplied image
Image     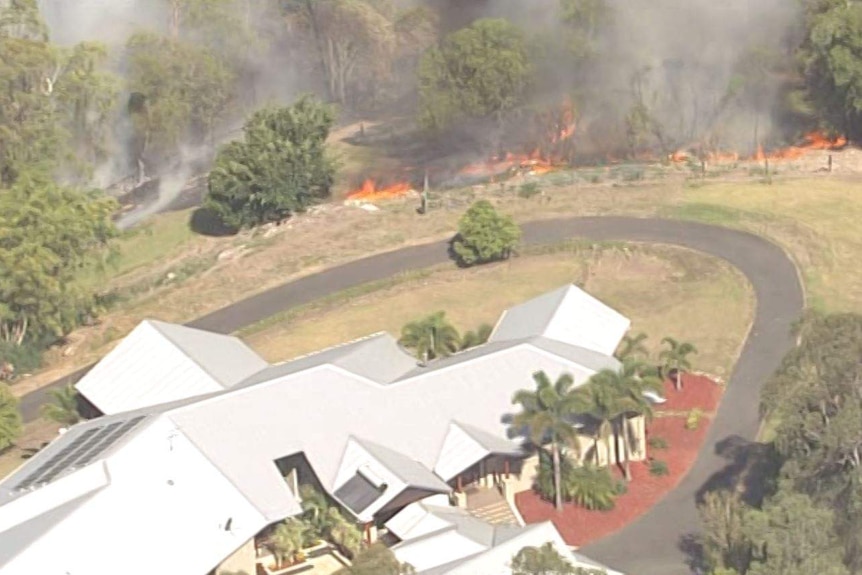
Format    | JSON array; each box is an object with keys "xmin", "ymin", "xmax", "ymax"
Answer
[{"xmin": 18, "ymin": 217, "xmax": 804, "ymax": 574}]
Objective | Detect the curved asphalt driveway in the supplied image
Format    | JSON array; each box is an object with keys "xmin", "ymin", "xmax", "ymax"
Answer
[{"xmin": 18, "ymin": 217, "xmax": 804, "ymax": 574}]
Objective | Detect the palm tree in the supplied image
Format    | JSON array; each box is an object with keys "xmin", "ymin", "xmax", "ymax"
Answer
[
  {"xmin": 40, "ymin": 384, "xmax": 81, "ymax": 426},
  {"xmin": 0, "ymin": 383, "xmax": 22, "ymax": 451},
  {"xmin": 398, "ymin": 311, "xmax": 461, "ymax": 362},
  {"xmin": 590, "ymin": 359, "xmax": 662, "ymax": 480},
  {"xmin": 659, "ymin": 337, "xmax": 698, "ymax": 391},
  {"xmin": 512, "ymin": 370, "xmax": 580, "ymax": 511},
  {"xmin": 616, "ymin": 331, "xmax": 649, "ymax": 361},
  {"xmin": 460, "ymin": 323, "xmax": 493, "ymax": 350},
  {"xmin": 574, "ymin": 377, "xmax": 621, "ymax": 469}
]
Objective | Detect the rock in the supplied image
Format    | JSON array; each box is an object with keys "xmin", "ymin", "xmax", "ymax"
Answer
[
  {"xmin": 218, "ymin": 245, "xmax": 248, "ymax": 261},
  {"xmin": 166, "ymin": 272, "xmax": 177, "ymax": 281}
]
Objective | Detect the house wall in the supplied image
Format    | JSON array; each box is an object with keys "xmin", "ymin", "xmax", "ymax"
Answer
[{"xmin": 216, "ymin": 537, "xmax": 256, "ymax": 575}]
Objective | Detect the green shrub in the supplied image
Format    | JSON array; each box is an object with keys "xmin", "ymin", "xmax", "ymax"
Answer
[
  {"xmin": 648, "ymin": 436, "xmax": 669, "ymax": 450},
  {"xmin": 0, "ymin": 341, "xmax": 43, "ymax": 381},
  {"xmin": 518, "ymin": 181, "xmax": 541, "ymax": 199},
  {"xmin": 686, "ymin": 407, "xmax": 704, "ymax": 430},
  {"xmin": 566, "ymin": 464, "xmax": 619, "ymax": 510},
  {"xmin": 649, "ymin": 459, "xmax": 670, "ymax": 476}
]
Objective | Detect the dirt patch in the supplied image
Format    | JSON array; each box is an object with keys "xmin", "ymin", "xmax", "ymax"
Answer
[{"xmin": 514, "ymin": 377, "xmax": 723, "ymax": 547}]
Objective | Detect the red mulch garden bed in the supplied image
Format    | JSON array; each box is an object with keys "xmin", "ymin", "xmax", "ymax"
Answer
[
  {"xmin": 514, "ymin": 375, "xmax": 724, "ymax": 547},
  {"xmin": 659, "ymin": 373, "xmax": 724, "ymax": 413}
]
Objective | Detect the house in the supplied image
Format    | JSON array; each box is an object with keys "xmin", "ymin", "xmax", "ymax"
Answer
[{"xmin": 0, "ymin": 285, "xmax": 637, "ymax": 575}]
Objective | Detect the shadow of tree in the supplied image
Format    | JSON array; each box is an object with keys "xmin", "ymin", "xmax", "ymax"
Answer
[
  {"xmin": 696, "ymin": 435, "xmax": 781, "ymax": 507},
  {"xmin": 677, "ymin": 434, "xmax": 782, "ymax": 571},
  {"xmin": 189, "ymin": 207, "xmax": 238, "ymax": 237}
]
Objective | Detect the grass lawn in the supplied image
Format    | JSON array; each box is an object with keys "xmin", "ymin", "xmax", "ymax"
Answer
[
  {"xmin": 244, "ymin": 243, "xmax": 754, "ymax": 380},
  {"xmin": 664, "ymin": 177, "xmax": 862, "ymax": 312}
]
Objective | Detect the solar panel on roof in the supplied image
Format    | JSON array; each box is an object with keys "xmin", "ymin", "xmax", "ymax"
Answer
[
  {"xmin": 14, "ymin": 428, "xmax": 102, "ymax": 490},
  {"xmin": 13, "ymin": 415, "xmax": 147, "ymax": 492}
]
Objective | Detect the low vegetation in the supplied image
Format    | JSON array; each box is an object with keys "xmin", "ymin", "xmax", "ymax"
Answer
[
  {"xmin": 452, "ymin": 200, "xmax": 522, "ymax": 266},
  {"xmin": 265, "ymin": 485, "xmax": 363, "ymax": 567},
  {"xmin": 398, "ymin": 311, "xmax": 492, "ymax": 361}
]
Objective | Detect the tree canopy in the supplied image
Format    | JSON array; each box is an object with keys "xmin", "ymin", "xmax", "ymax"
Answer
[
  {"xmin": 334, "ymin": 543, "xmax": 414, "ymax": 575},
  {"xmin": 205, "ymin": 96, "xmax": 336, "ymax": 229},
  {"xmin": 512, "ymin": 542, "xmax": 607, "ymax": 575},
  {"xmin": 0, "ymin": 174, "xmax": 117, "ymax": 346},
  {"xmin": 699, "ymin": 311, "xmax": 862, "ymax": 575},
  {"xmin": 0, "ymin": 383, "xmax": 22, "ymax": 451},
  {"xmin": 418, "ymin": 18, "xmax": 532, "ymax": 131}
]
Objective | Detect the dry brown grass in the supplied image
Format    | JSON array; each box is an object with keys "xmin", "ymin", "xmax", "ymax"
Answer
[
  {"xmin": 245, "ymin": 244, "xmax": 753, "ymax": 379},
  {"xmin": 14, "ymin": 142, "xmax": 862, "ymax": 398}
]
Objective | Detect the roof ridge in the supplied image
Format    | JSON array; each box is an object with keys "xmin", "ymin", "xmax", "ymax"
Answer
[
  {"xmin": 537, "ymin": 284, "xmax": 577, "ymax": 335},
  {"xmin": 278, "ymin": 331, "xmax": 390, "ymax": 365}
]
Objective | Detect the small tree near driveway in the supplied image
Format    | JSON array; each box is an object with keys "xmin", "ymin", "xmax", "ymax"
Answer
[
  {"xmin": 452, "ymin": 200, "xmax": 521, "ymax": 266},
  {"xmin": 659, "ymin": 336, "xmax": 698, "ymax": 391}
]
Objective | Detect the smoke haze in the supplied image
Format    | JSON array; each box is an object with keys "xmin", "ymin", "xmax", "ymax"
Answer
[
  {"xmin": 434, "ymin": 0, "xmax": 802, "ymax": 155},
  {"xmin": 37, "ymin": 0, "xmax": 806, "ymax": 223}
]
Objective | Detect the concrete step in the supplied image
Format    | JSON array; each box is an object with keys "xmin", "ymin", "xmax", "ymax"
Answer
[{"xmin": 469, "ymin": 501, "xmax": 518, "ymax": 526}]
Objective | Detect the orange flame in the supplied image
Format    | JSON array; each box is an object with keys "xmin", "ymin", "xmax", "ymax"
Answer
[
  {"xmin": 347, "ymin": 179, "xmax": 412, "ymax": 201},
  {"xmin": 751, "ymin": 131, "xmax": 846, "ymax": 162},
  {"xmin": 457, "ymin": 149, "xmax": 562, "ymax": 178}
]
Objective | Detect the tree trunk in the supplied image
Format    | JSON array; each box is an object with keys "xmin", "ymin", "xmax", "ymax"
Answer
[
  {"xmin": 552, "ymin": 442, "xmax": 563, "ymax": 511},
  {"xmin": 675, "ymin": 369, "xmax": 683, "ymax": 391},
  {"xmin": 622, "ymin": 417, "xmax": 632, "ymax": 481},
  {"xmin": 594, "ymin": 436, "xmax": 601, "ymax": 466},
  {"xmin": 304, "ymin": 0, "xmax": 333, "ymax": 102}
]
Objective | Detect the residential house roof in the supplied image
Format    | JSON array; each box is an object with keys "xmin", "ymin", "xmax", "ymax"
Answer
[
  {"xmin": 1, "ymin": 285, "xmax": 629, "ymax": 575},
  {"xmin": 387, "ymin": 501, "xmax": 623, "ymax": 575},
  {"xmin": 490, "ymin": 284, "xmax": 631, "ymax": 356},
  {"xmin": 74, "ymin": 320, "xmax": 268, "ymax": 414}
]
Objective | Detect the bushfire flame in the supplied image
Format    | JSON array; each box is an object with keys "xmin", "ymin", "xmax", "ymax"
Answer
[
  {"xmin": 347, "ymin": 179, "xmax": 412, "ymax": 201},
  {"xmin": 671, "ymin": 131, "xmax": 846, "ymax": 165},
  {"xmin": 457, "ymin": 149, "xmax": 561, "ymax": 179},
  {"xmin": 752, "ymin": 131, "xmax": 847, "ymax": 161}
]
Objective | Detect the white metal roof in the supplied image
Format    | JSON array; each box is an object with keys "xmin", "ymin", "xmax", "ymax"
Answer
[
  {"xmin": 0, "ymin": 416, "xmax": 270, "ymax": 575},
  {"xmin": 387, "ymin": 503, "xmax": 624, "ymax": 575},
  {"xmin": 1, "ymin": 285, "xmax": 629, "ymax": 575},
  {"xmin": 490, "ymin": 284, "xmax": 631, "ymax": 356},
  {"xmin": 167, "ymin": 340, "xmax": 612, "ymax": 519},
  {"xmin": 75, "ymin": 320, "xmax": 268, "ymax": 414}
]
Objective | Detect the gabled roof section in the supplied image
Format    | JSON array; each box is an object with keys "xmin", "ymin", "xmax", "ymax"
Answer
[
  {"xmin": 489, "ymin": 284, "xmax": 630, "ymax": 356},
  {"xmin": 398, "ymin": 518, "xmax": 625, "ymax": 575},
  {"xmin": 238, "ymin": 332, "xmax": 417, "ymax": 388},
  {"xmin": 355, "ymin": 438, "xmax": 450, "ymax": 494},
  {"xmin": 388, "ymin": 505, "xmax": 617, "ymax": 575},
  {"xmin": 75, "ymin": 320, "xmax": 267, "ymax": 414},
  {"xmin": 453, "ymin": 422, "xmax": 524, "ymax": 457},
  {"xmin": 148, "ymin": 320, "xmax": 268, "ymax": 386}
]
